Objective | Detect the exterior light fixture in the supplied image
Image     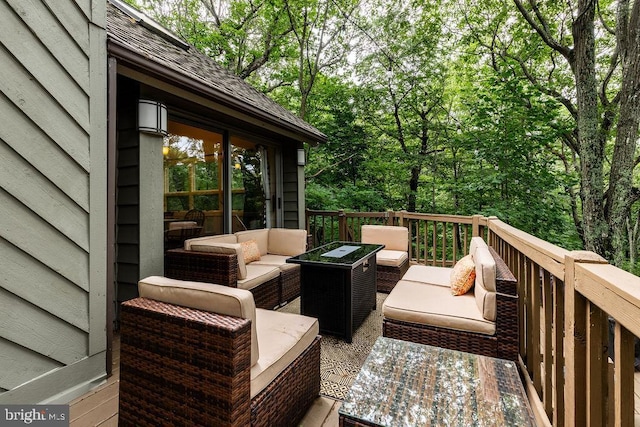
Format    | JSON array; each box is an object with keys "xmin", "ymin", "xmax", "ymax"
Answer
[
  {"xmin": 297, "ymin": 148, "xmax": 306, "ymax": 166},
  {"xmin": 162, "ymin": 144, "xmax": 170, "ymax": 156},
  {"xmin": 234, "ymin": 163, "xmax": 241, "ymax": 170},
  {"xmin": 138, "ymin": 99, "xmax": 168, "ymax": 136}
]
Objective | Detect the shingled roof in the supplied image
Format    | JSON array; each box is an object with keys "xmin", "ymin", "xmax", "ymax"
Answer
[{"xmin": 106, "ymin": 0, "xmax": 326, "ymax": 144}]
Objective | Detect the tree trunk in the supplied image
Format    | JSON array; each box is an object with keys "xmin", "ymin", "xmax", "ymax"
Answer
[
  {"xmin": 573, "ymin": 0, "xmax": 609, "ymax": 256},
  {"xmin": 408, "ymin": 166, "xmax": 419, "ymax": 212},
  {"xmin": 608, "ymin": 0, "xmax": 640, "ymax": 266}
]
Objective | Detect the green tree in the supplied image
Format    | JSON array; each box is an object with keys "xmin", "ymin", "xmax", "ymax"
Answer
[
  {"xmin": 461, "ymin": 0, "xmax": 640, "ymax": 263},
  {"xmin": 352, "ymin": 0, "xmax": 450, "ymax": 212}
]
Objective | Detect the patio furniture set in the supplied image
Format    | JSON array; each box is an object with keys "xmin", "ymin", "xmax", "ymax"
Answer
[{"xmin": 118, "ymin": 225, "xmax": 529, "ymax": 426}]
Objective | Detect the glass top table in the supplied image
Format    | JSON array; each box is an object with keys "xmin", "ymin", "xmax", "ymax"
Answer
[
  {"xmin": 287, "ymin": 241, "xmax": 384, "ymax": 269},
  {"xmin": 339, "ymin": 337, "xmax": 536, "ymax": 426}
]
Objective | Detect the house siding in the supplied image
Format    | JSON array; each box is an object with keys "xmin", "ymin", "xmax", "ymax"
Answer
[
  {"xmin": 0, "ymin": 0, "xmax": 107, "ymax": 403},
  {"xmin": 282, "ymin": 146, "xmax": 301, "ymax": 229}
]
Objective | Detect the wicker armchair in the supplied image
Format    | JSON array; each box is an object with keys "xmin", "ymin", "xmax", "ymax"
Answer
[
  {"xmin": 119, "ymin": 276, "xmax": 321, "ymax": 427},
  {"xmin": 361, "ymin": 225, "xmax": 410, "ymax": 292},
  {"xmin": 382, "ymin": 241, "xmax": 519, "ymax": 361}
]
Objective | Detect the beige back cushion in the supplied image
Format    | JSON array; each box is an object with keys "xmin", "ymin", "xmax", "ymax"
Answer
[
  {"xmin": 268, "ymin": 228, "xmax": 307, "ymax": 256},
  {"xmin": 361, "ymin": 225, "xmax": 408, "ymax": 251},
  {"xmin": 191, "ymin": 242, "xmax": 247, "ymax": 280},
  {"xmin": 236, "ymin": 229, "xmax": 270, "ymax": 256},
  {"xmin": 469, "ymin": 236, "xmax": 488, "ymax": 258},
  {"xmin": 184, "ymin": 234, "xmax": 237, "ymax": 250},
  {"xmin": 472, "ymin": 245, "xmax": 497, "ymax": 321},
  {"xmin": 138, "ymin": 276, "xmax": 259, "ymax": 366}
]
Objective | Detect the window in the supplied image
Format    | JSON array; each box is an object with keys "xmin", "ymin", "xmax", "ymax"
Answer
[
  {"xmin": 163, "ymin": 122, "xmax": 223, "ymax": 216},
  {"xmin": 163, "ymin": 121, "xmax": 273, "ymax": 234}
]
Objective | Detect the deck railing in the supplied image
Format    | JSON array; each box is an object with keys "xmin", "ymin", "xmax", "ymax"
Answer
[{"xmin": 305, "ymin": 209, "xmax": 640, "ymax": 426}]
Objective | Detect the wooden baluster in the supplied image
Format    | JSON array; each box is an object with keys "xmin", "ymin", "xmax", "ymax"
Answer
[
  {"xmin": 553, "ymin": 277, "xmax": 565, "ymax": 427},
  {"xmin": 542, "ymin": 270, "xmax": 553, "ymax": 418},
  {"xmin": 613, "ymin": 322, "xmax": 634, "ymax": 427}
]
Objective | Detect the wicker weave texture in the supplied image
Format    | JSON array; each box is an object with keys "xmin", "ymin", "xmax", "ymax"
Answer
[
  {"xmin": 165, "ymin": 248, "xmax": 238, "ymax": 286},
  {"xmin": 250, "ymin": 276, "xmax": 280, "ymax": 310},
  {"xmin": 382, "ymin": 247, "xmax": 519, "ymax": 361},
  {"xmin": 118, "ymin": 298, "xmax": 252, "ymax": 426},
  {"xmin": 383, "ymin": 319, "xmax": 500, "ymax": 358},
  {"xmin": 280, "ymin": 266, "xmax": 301, "ymax": 304},
  {"xmin": 376, "ymin": 259, "xmax": 409, "ymax": 293}
]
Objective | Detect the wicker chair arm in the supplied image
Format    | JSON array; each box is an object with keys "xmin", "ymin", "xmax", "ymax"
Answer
[
  {"xmin": 165, "ymin": 248, "xmax": 238, "ymax": 287},
  {"xmin": 490, "ymin": 247, "xmax": 517, "ymax": 296},
  {"xmin": 119, "ymin": 297, "xmax": 252, "ymax": 426}
]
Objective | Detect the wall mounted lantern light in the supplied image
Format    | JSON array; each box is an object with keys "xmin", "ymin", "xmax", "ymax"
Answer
[
  {"xmin": 138, "ymin": 99, "xmax": 168, "ymax": 136},
  {"xmin": 297, "ymin": 148, "xmax": 306, "ymax": 166}
]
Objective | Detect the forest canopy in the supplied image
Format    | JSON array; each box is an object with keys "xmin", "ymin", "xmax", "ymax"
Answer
[{"xmin": 126, "ymin": 0, "xmax": 640, "ymax": 272}]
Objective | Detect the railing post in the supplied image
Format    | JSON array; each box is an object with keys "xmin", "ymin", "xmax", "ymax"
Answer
[
  {"xmin": 564, "ymin": 250, "xmax": 608, "ymax": 427},
  {"xmin": 386, "ymin": 209, "xmax": 394, "ymax": 226},
  {"xmin": 305, "ymin": 209, "xmax": 310, "ymax": 235},
  {"xmin": 483, "ymin": 216, "xmax": 497, "ymax": 246},
  {"xmin": 472, "ymin": 215, "xmax": 482, "ymax": 237},
  {"xmin": 338, "ymin": 210, "xmax": 346, "ymax": 241}
]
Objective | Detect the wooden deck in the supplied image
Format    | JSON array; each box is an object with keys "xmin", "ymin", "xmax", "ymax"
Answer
[{"xmin": 68, "ymin": 338, "xmax": 119, "ymax": 427}]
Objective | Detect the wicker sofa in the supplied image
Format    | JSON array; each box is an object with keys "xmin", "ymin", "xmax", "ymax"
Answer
[
  {"xmin": 118, "ymin": 276, "xmax": 321, "ymax": 427},
  {"xmin": 382, "ymin": 237, "xmax": 519, "ymax": 360},
  {"xmin": 361, "ymin": 225, "xmax": 410, "ymax": 292},
  {"xmin": 165, "ymin": 228, "xmax": 307, "ymax": 309}
]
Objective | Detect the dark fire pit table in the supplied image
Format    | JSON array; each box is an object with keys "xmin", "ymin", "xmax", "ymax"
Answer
[{"xmin": 286, "ymin": 241, "xmax": 384, "ymax": 342}]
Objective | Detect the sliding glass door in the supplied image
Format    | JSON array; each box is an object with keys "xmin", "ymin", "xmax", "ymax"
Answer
[{"xmin": 163, "ymin": 121, "xmax": 277, "ymax": 235}]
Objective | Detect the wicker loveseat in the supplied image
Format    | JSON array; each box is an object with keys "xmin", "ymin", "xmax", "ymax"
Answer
[
  {"xmin": 118, "ymin": 276, "xmax": 321, "ymax": 427},
  {"xmin": 165, "ymin": 228, "xmax": 307, "ymax": 309},
  {"xmin": 382, "ymin": 237, "xmax": 519, "ymax": 360}
]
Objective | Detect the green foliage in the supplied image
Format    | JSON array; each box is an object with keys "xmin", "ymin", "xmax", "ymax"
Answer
[{"xmin": 133, "ymin": 0, "xmax": 627, "ymax": 257}]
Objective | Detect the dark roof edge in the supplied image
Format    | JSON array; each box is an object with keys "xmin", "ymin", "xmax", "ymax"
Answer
[{"xmin": 108, "ymin": 39, "xmax": 327, "ymax": 145}]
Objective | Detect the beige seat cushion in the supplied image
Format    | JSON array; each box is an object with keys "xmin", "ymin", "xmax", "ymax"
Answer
[
  {"xmin": 184, "ymin": 234, "xmax": 237, "ymax": 250},
  {"xmin": 252, "ymin": 258, "xmax": 300, "ymax": 276},
  {"xmin": 361, "ymin": 225, "xmax": 408, "ymax": 251},
  {"xmin": 401, "ymin": 265, "xmax": 452, "ymax": 287},
  {"xmin": 473, "ymin": 245, "xmax": 497, "ymax": 321},
  {"xmin": 191, "ymin": 242, "xmax": 247, "ymax": 280},
  {"xmin": 268, "ymin": 228, "xmax": 307, "ymax": 256},
  {"xmin": 252, "ymin": 254, "xmax": 293, "ymax": 268},
  {"xmin": 382, "ymin": 280, "xmax": 496, "ymax": 336},
  {"xmin": 251, "ymin": 309, "xmax": 319, "ymax": 398},
  {"xmin": 236, "ymin": 229, "xmax": 270, "ymax": 256},
  {"xmin": 137, "ymin": 276, "xmax": 259, "ymax": 366},
  {"xmin": 376, "ymin": 249, "xmax": 408, "ymax": 267},
  {"xmin": 239, "ymin": 264, "xmax": 280, "ymax": 291}
]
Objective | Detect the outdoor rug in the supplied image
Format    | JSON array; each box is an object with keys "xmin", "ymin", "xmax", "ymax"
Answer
[{"xmin": 278, "ymin": 292, "xmax": 387, "ymax": 400}]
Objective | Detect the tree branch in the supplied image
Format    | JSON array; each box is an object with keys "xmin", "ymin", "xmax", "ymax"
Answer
[{"xmin": 512, "ymin": 0, "xmax": 573, "ymax": 60}]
